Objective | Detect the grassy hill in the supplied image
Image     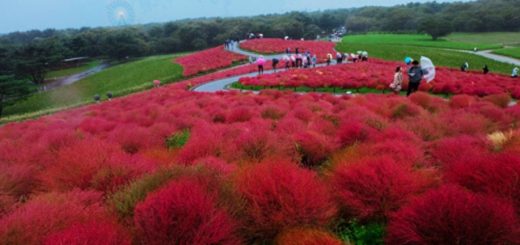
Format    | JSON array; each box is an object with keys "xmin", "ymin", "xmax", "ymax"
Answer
[
  {"xmin": 3, "ymin": 54, "xmax": 184, "ymax": 120},
  {"xmin": 338, "ymin": 33, "xmax": 516, "ymax": 75}
]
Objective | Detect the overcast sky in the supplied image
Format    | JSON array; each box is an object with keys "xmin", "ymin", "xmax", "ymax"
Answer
[{"xmin": 0, "ymin": 0, "xmax": 471, "ymax": 33}]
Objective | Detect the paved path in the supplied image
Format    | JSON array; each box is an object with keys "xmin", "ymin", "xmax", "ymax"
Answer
[
  {"xmin": 460, "ymin": 50, "xmax": 520, "ymax": 67},
  {"xmin": 45, "ymin": 63, "xmax": 110, "ymax": 90},
  {"xmin": 195, "ymin": 42, "xmax": 339, "ymax": 92}
]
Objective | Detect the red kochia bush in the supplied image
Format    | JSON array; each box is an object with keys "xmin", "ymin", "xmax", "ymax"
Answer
[
  {"xmin": 0, "ymin": 190, "xmax": 107, "ymax": 245},
  {"xmin": 445, "ymin": 153, "xmax": 520, "ymax": 211},
  {"xmin": 134, "ymin": 178, "xmax": 240, "ymax": 245},
  {"xmin": 41, "ymin": 138, "xmax": 148, "ymax": 193},
  {"xmin": 274, "ymin": 228, "xmax": 344, "ymax": 245},
  {"xmin": 295, "ymin": 131, "xmax": 338, "ymax": 166},
  {"xmin": 386, "ymin": 185, "xmax": 520, "ymax": 245},
  {"xmin": 332, "ymin": 157, "xmax": 420, "ymax": 221},
  {"xmin": 43, "ymin": 221, "xmax": 131, "ymax": 245},
  {"xmin": 236, "ymin": 160, "xmax": 337, "ymax": 239}
]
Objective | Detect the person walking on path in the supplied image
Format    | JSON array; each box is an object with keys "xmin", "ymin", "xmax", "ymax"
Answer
[
  {"xmin": 483, "ymin": 65, "xmax": 489, "ymax": 74},
  {"xmin": 513, "ymin": 67, "xmax": 519, "ymax": 78},
  {"xmin": 256, "ymin": 56, "xmax": 266, "ymax": 75},
  {"xmin": 336, "ymin": 52, "xmax": 343, "ymax": 64},
  {"xmin": 311, "ymin": 55, "xmax": 317, "ymax": 68},
  {"xmin": 390, "ymin": 66, "xmax": 403, "ymax": 95},
  {"xmin": 272, "ymin": 58, "xmax": 280, "ymax": 72},
  {"xmin": 407, "ymin": 60, "xmax": 425, "ymax": 96},
  {"xmin": 461, "ymin": 61, "xmax": 469, "ymax": 72},
  {"xmin": 326, "ymin": 53, "xmax": 333, "ymax": 66},
  {"xmin": 283, "ymin": 55, "xmax": 291, "ymax": 70},
  {"xmin": 390, "ymin": 66, "xmax": 404, "ymax": 95}
]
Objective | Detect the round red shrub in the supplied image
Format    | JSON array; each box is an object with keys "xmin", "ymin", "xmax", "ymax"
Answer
[
  {"xmin": 43, "ymin": 221, "xmax": 131, "ymax": 245},
  {"xmin": 41, "ymin": 138, "xmax": 148, "ymax": 193},
  {"xmin": 295, "ymin": 131, "xmax": 338, "ymax": 166},
  {"xmin": 274, "ymin": 228, "xmax": 344, "ymax": 245},
  {"xmin": 236, "ymin": 160, "xmax": 337, "ymax": 239},
  {"xmin": 134, "ymin": 178, "xmax": 241, "ymax": 245},
  {"xmin": 445, "ymin": 153, "xmax": 520, "ymax": 211},
  {"xmin": 386, "ymin": 185, "xmax": 520, "ymax": 245},
  {"xmin": 0, "ymin": 190, "xmax": 107, "ymax": 245},
  {"xmin": 332, "ymin": 157, "xmax": 420, "ymax": 221}
]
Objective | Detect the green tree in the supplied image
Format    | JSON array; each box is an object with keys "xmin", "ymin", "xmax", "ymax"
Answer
[
  {"xmin": 103, "ymin": 29, "xmax": 149, "ymax": 60},
  {"xmin": 14, "ymin": 38, "xmax": 67, "ymax": 88},
  {"xmin": 419, "ymin": 16, "xmax": 453, "ymax": 40},
  {"xmin": 0, "ymin": 75, "xmax": 35, "ymax": 117}
]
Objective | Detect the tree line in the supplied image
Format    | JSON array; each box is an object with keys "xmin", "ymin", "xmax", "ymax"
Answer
[{"xmin": 0, "ymin": 0, "xmax": 518, "ymax": 116}]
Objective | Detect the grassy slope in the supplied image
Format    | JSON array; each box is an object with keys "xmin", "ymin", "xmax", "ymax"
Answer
[
  {"xmin": 338, "ymin": 35, "xmax": 515, "ymax": 75},
  {"xmin": 493, "ymin": 47, "xmax": 520, "ymax": 60},
  {"xmin": 4, "ymin": 54, "xmax": 183, "ymax": 117},
  {"xmin": 47, "ymin": 60, "xmax": 102, "ymax": 79},
  {"xmin": 446, "ymin": 32, "xmax": 520, "ymax": 46},
  {"xmin": 341, "ymin": 34, "xmax": 500, "ymax": 50}
]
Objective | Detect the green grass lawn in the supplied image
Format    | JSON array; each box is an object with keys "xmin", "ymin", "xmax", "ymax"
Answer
[
  {"xmin": 493, "ymin": 47, "xmax": 520, "ymax": 60},
  {"xmin": 337, "ymin": 40, "xmax": 515, "ymax": 75},
  {"xmin": 341, "ymin": 34, "xmax": 501, "ymax": 51},
  {"xmin": 3, "ymin": 54, "xmax": 183, "ymax": 118},
  {"xmin": 446, "ymin": 32, "xmax": 520, "ymax": 47},
  {"xmin": 47, "ymin": 60, "xmax": 102, "ymax": 79}
]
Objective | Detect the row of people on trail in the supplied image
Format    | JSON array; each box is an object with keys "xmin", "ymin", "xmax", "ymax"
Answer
[
  {"xmin": 254, "ymin": 53, "xmax": 319, "ymax": 75},
  {"xmin": 247, "ymin": 33, "xmax": 263, "ymax": 39},
  {"xmin": 224, "ymin": 39, "xmax": 239, "ymax": 50},
  {"xmin": 325, "ymin": 51, "xmax": 369, "ymax": 66},
  {"xmin": 462, "ymin": 61, "xmax": 520, "ymax": 77}
]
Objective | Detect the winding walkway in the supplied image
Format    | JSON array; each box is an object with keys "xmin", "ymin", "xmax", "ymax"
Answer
[
  {"xmin": 460, "ymin": 50, "xmax": 520, "ymax": 67},
  {"xmin": 194, "ymin": 42, "xmax": 337, "ymax": 92},
  {"xmin": 45, "ymin": 62, "xmax": 110, "ymax": 90}
]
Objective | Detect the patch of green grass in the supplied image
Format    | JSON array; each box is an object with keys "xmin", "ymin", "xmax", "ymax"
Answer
[
  {"xmin": 47, "ymin": 60, "xmax": 102, "ymax": 79},
  {"xmin": 493, "ymin": 47, "xmax": 520, "ymax": 60},
  {"xmin": 446, "ymin": 32, "xmax": 520, "ymax": 47},
  {"xmin": 337, "ymin": 42, "xmax": 515, "ymax": 75},
  {"xmin": 165, "ymin": 129, "xmax": 191, "ymax": 149},
  {"xmin": 342, "ymin": 34, "xmax": 500, "ymax": 50},
  {"xmin": 335, "ymin": 219, "xmax": 385, "ymax": 245},
  {"xmin": 3, "ymin": 54, "xmax": 184, "ymax": 117}
]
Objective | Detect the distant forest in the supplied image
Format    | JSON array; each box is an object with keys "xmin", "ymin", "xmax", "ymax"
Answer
[{"xmin": 0, "ymin": 0, "xmax": 519, "ymax": 73}]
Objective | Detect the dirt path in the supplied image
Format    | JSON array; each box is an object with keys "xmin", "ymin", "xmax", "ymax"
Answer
[
  {"xmin": 460, "ymin": 50, "xmax": 520, "ymax": 67},
  {"xmin": 44, "ymin": 63, "xmax": 110, "ymax": 90}
]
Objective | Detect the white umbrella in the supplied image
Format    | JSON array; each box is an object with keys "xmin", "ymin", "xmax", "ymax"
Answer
[{"xmin": 420, "ymin": 56, "xmax": 436, "ymax": 83}]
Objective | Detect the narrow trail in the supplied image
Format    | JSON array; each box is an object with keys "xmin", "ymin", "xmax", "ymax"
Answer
[
  {"xmin": 44, "ymin": 62, "xmax": 110, "ymax": 90},
  {"xmin": 193, "ymin": 43, "xmax": 519, "ymax": 107},
  {"xmin": 459, "ymin": 50, "xmax": 520, "ymax": 67},
  {"xmin": 193, "ymin": 42, "xmax": 338, "ymax": 92}
]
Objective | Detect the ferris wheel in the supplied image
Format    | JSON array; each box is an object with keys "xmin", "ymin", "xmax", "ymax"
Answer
[{"xmin": 107, "ymin": 0, "xmax": 136, "ymax": 26}]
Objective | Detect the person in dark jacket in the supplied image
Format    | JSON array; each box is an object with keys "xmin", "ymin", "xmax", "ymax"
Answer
[
  {"xmin": 407, "ymin": 60, "xmax": 424, "ymax": 97},
  {"xmin": 272, "ymin": 58, "xmax": 280, "ymax": 72},
  {"xmin": 483, "ymin": 65, "xmax": 489, "ymax": 74}
]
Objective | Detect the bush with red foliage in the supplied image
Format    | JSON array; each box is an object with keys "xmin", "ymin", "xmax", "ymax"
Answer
[
  {"xmin": 235, "ymin": 160, "xmax": 337, "ymax": 239},
  {"xmin": 274, "ymin": 228, "xmax": 344, "ymax": 245},
  {"xmin": 240, "ymin": 38, "xmax": 336, "ymax": 61},
  {"xmin": 0, "ymin": 190, "xmax": 108, "ymax": 245},
  {"xmin": 134, "ymin": 178, "xmax": 241, "ymax": 245},
  {"xmin": 176, "ymin": 46, "xmax": 247, "ymax": 76},
  {"xmin": 239, "ymin": 60, "xmax": 519, "ymax": 98},
  {"xmin": 445, "ymin": 153, "xmax": 520, "ymax": 211},
  {"xmin": 428, "ymin": 136, "xmax": 488, "ymax": 167},
  {"xmin": 40, "ymin": 138, "xmax": 149, "ymax": 193},
  {"xmin": 386, "ymin": 185, "xmax": 520, "ymax": 245},
  {"xmin": 295, "ymin": 130, "xmax": 338, "ymax": 166},
  {"xmin": 43, "ymin": 221, "xmax": 131, "ymax": 245},
  {"xmin": 332, "ymin": 157, "xmax": 421, "ymax": 221}
]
